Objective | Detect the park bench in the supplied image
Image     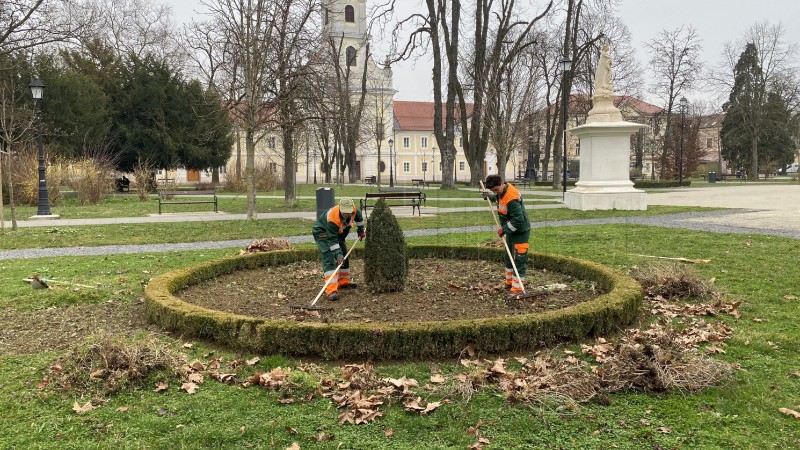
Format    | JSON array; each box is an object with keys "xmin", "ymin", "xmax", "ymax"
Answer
[
  {"xmin": 363, "ymin": 175, "xmax": 376, "ymax": 185},
  {"xmin": 411, "ymin": 178, "xmax": 432, "ymax": 188},
  {"xmin": 360, "ymin": 189, "xmax": 426, "ymax": 216},
  {"xmin": 513, "ymin": 177, "xmax": 533, "ymax": 188},
  {"xmin": 158, "ymin": 190, "xmax": 218, "ymax": 214}
]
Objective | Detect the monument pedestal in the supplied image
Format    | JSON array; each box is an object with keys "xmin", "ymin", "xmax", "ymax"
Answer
[{"xmin": 565, "ymin": 121, "xmax": 646, "ymax": 211}]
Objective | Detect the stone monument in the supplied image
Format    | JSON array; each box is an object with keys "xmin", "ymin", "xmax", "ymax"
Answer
[{"xmin": 564, "ymin": 44, "xmax": 647, "ymax": 211}]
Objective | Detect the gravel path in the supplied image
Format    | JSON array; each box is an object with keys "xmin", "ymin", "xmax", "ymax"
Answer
[{"xmin": 2, "ymin": 208, "xmax": 793, "ymax": 261}]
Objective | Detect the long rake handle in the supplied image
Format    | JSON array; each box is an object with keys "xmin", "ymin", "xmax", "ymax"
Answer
[
  {"xmin": 479, "ymin": 181, "xmax": 525, "ymax": 293},
  {"xmin": 310, "ymin": 237, "xmax": 361, "ymax": 306}
]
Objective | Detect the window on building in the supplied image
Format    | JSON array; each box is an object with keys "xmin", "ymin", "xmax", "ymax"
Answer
[
  {"xmin": 268, "ymin": 136, "xmax": 276, "ymax": 149},
  {"xmin": 345, "ymin": 5, "xmax": 355, "ymax": 22},
  {"xmin": 422, "ymin": 161, "xmax": 428, "ymax": 172},
  {"xmin": 707, "ymin": 138, "xmax": 713, "ymax": 148},
  {"xmin": 295, "ymin": 163, "xmax": 299, "ymax": 173},
  {"xmin": 575, "ymin": 141, "xmax": 581, "ymax": 156},
  {"xmin": 219, "ymin": 166, "xmax": 226, "ymax": 174},
  {"xmin": 346, "ymin": 46, "xmax": 357, "ymax": 66},
  {"xmin": 459, "ymin": 161, "xmax": 465, "ymax": 171},
  {"xmin": 421, "ymin": 136, "xmax": 428, "ymax": 148},
  {"xmin": 439, "ymin": 161, "xmax": 443, "ymax": 171},
  {"xmin": 403, "ymin": 162, "xmax": 410, "ymax": 172},
  {"xmin": 403, "ymin": 137, "xmax": 410, "ymax": 148},
  {"xmin": 378, "ymin": 161, "xmax": 386, "ymax": 172}
]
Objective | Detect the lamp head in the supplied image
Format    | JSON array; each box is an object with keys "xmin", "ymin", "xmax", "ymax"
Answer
[
  {"xmin": 388, "ymin": 138, "xmax": 393, "ymax": 150},
  {"xmin": 559, "ymin": 56, "xmax": 572, "ymax": 73},
  {"xmin": 680, "ymin": 96, "xmax": 688, "ymax": 111},
  {"xmin": 29, "ymin": 79, "xmax": 44, "ymax": 100}
]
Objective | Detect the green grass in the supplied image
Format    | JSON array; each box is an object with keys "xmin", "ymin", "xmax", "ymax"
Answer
[
  {"xmin": 1, "ymin": 205, "xmax": 706, "ymax": 249},
  {"xmin": 2, "ymin": 211, "xmax": 799, "ymax": 448}
]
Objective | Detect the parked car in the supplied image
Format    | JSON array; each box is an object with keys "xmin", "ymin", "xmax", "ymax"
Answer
[{"xmin": 787, "ymin": 163, "xmax": 799, "ymax": 175}]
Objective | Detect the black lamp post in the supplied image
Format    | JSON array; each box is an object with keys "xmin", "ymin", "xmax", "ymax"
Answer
[
  {"xmin": 388, "ymin": 138, "xmax": 394, "ymax": 187},
  {"xmin": 679, "ymin": 96, "xmax": 688, "ymax": 185},
  {"xmin": 431, "ymin": 146, "xmax": 436, "ymax": 182},
  {"xmin": 560, "ymin": 56, "xmax": 572, "ymax": 198},
  {"xmin": 29, "ymin": 78, "xmax": 51, "ymax": 216}
]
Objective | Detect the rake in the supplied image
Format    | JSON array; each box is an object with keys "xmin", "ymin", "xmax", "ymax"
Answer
[
  {"xmin": 290, "ymin": 236, "xmax": 361, "ymax": 314},
  {"xmin": 479, "ymin": 181, "xmax": 536, "ymax": 301}
]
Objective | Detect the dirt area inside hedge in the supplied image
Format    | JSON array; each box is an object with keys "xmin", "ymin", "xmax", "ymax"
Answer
[{"xmin": 177, "ymin": 258, "xmax": 605, "ymax": 323}]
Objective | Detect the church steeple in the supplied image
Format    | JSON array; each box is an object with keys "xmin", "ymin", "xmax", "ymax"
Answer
[{"xmin": 323, "ymin": 0, "xmax": 367, "ymax": 39}]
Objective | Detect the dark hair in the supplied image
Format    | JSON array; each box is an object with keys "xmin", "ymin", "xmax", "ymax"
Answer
[{"xmin": 485, "ymin": 175, "xmax": 502, "ymax": 189}]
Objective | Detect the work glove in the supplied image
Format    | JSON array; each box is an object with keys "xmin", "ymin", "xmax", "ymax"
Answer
[
  {"xmin": 497, "ymin": 228, "xmax": 504, "ymax": 238},
  {"xmin": 481, "ymin": 190, "xmax": 490, "ymax": 200},
  {"xmin": 358, "ymin": 231, "xmax": 366, "ymax": 240},
  {"xmin": 335, "ymin": 252, "xmax": 344, "ymax": 265}
]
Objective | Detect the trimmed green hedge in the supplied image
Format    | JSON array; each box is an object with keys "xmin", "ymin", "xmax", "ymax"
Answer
[{"xmin": 144, "ymin": 246, "xmax": 643, "ymax": 360}]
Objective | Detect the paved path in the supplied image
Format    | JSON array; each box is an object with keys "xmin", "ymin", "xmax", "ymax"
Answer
[{"xmin": 2, "ymin": 184, "xmax": 798, "ymax": 260}]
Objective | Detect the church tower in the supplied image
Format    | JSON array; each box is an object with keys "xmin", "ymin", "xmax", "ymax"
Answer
[{"xmin": 323, "ymin": 0, "xmax": 394, "ymax": 181}]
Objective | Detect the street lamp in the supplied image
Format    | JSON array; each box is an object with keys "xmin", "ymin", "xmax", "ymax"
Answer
[
  {"xmin": 431, "ymin": 146, "xmax": 436, "ymax": 182},
  {"xmin": 29, "ymin": 78, "xmax": 52, "ymax": 216},
  {"xmin": 388, "ymin": 138, "xmax": 394, "ymax": 187},
  {"xmin": 679, "ymin": 96, "xmax": 688, "ymax": 185},
  {"xmin": 559, "ymin": 55, "xmax": 572, "ymax": 198}
]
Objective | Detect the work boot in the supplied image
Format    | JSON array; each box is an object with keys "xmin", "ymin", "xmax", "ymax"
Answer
[
  {"xmin": 340, "ymin": 283, "xmax": 358, "ymax": 289},
  {"xmin": 327, "ymin": 292, "xmax": 340, "ymax": 302},
  {"xmin": 505, "ymin": 284, "xmax": 513, "ymax": 291}
]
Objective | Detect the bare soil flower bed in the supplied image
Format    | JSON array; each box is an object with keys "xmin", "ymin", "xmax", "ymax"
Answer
[{"xmin": 177, "ymin": 258, "xmax": 605, "ymax": 323}]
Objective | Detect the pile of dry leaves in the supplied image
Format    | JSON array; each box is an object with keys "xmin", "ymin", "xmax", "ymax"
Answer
[{"xmin": 240, "ymin": 238, "xmax": 293, "ymax": 254}]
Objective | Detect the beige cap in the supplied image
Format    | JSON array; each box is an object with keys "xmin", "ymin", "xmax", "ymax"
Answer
[{"xmin": 339, "ymin": 197, "xmax": 355, "ymax": 212}]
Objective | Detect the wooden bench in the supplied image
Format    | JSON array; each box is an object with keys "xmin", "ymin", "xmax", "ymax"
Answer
[
  {"xmin": 360, "ymin": 189, "xmax": 426, "ymax": 216},
  {"xmin": 411, "ymin": 178, "xmax": 431, "ymax": 188},
  {"xmin": 158, "ymin": 190, "xmax": 218, "ymax": 214},
  {"xmin": 513, "ymin": 178, "xmax": 533, "ymax": 188},
  {"xmin": 363, "ymin": 175, "xmax": 376, "ymax": 185}
]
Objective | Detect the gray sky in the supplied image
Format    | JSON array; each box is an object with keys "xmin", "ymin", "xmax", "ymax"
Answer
[{"xmin": 165, "ymin": 0, "xmax": 800, "ymax": 107}]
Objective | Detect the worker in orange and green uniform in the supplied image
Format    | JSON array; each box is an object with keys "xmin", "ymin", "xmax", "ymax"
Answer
[
  {"xmin": 311, "ymin": 197, "xmax": 365, "ymax": 301},
  {"xmin": 483, "ymin": 174, "xmax": 531, "ymax": 294}
]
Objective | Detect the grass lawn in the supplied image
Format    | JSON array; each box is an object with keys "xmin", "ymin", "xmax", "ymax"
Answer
[{"xmin": 1, "ymin": 210, "xmax": 799, "ymax": 448}]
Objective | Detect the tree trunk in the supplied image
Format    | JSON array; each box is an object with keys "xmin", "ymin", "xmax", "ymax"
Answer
[
  {"xmin": 750, "ymin": 136, "xmax": 758, "ymax": 180},
  {"xmin": 283, "ymin": 126, "xmax": 296, "ymax": 207},
  {"xmin": 245, "ymin": 128, "xmax": 257, "ymax": 221}
]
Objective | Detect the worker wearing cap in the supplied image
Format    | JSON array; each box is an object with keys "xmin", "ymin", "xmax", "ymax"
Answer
[
  {"xmin": 483, "ymin": 175, "xmax": 531, "ymax": 294},
  {"xmin": 311, "ymin": 197, "xmax": 365, "ymax": 301}
]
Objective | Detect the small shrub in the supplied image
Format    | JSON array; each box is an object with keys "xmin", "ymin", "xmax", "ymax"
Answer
[
  {"xmin": 132, "ymin": 160, "xmax": 156, "ymax": 201},
  {"xmin": 68, "ymin": 158, "xmax": 115, "ymax": 205},
  {"xmin": 363, "ymin": 198, "xmax": 407, "ymax": 293},
  {"xmin": 8, "ymin": 146, "xmax": 63, "ymax": 206},
  {"xmin": 255, "ymin": 163, "xmax": 282, "ymax": 191}
]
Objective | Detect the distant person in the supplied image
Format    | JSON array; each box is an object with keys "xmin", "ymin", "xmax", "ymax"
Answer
[
  {"xmin": 482, "ymin": 175, "xmax": 531, "ymax": 295},
  {"xmin": 311, "ymin": 197, "xmax": 365, "ymax": 301},
  {"xmin": 116, "ymin": 175, "xmax": 130, "ymax": 192}
]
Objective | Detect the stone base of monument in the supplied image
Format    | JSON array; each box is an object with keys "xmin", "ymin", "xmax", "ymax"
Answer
[{"xmin": 564, "ymin": 181, "xmax": 646, "ymax": 211}]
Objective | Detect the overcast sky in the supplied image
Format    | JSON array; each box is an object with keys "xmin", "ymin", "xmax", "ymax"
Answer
[{"xmin": 166, "ymin": 0, "xmax": 800, "ymax": 107}]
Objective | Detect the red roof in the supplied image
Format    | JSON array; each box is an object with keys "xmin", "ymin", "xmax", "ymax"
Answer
[{"xmin": 393, "ymin": 100, "xmax": 474, "ymax": 131}]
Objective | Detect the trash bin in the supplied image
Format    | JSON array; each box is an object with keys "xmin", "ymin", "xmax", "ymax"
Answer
[
  {"xmin": 708, "ymin": 172, "xmax": 716, "ymax": 183},
  {"xmin": 316, "ymin": 187, "xmax": 335, "ymax": 219}
]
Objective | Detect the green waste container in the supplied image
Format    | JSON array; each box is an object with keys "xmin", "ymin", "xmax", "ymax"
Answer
[
  {"xmin": 316, "ymin": 187, "xmax": 334, "ymax": 219},
  {"xmin": 708, "ymin": 172, "xmax": 716, "ymax": 183}
]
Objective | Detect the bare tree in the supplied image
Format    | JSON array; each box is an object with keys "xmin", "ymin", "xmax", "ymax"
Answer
[
  {"xmin": 0, "ymin": 0, "xmax": 86, "ymax": 56},
  {"xmin": 0, "ymin": 77, "xmax": 35, "ymax": 231},
  {"xmin": 645, "ymin": 25, "xmax": 703, "ymax": 179}
]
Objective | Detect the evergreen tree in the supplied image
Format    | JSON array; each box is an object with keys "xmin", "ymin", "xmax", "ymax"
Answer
[
  {"xmin": 721, "ymin": 43, "xmax": 764, "ymax": 176},
  {"xmin": 363, "ymin": 199, "xmax": 407, "ymax": 293},
  {"xmin": 760, "ymin": 91, "xmax": 795, "ymax": 172}
]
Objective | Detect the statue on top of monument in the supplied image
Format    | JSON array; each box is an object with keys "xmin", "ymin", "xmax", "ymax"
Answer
[{"xmin": 594, "ymin": 44, "xmax": 613, "ymax": 97}]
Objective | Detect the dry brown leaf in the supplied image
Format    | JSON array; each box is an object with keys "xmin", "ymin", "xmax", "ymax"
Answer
[
  {"xmin": 286, "ymin": 443, "xmax": 301, "ymax": 450},
  {"xmin": 430, "ymin": 373, "xmax": 446, "ymax": 384},
  {"xmin": 657, "ymin": 427, "xmax": 672, "ymax": 433},
  {"xmin": 181, "ymin": 382, "xmax": 198, "ymax": 394},
  {"xmin": 279, "ymin": 398, "xmax": 294, "ymax": 405},
  {"xmin": 73, "ymin": 401, "xmax": 94, "ymax": 414},
  {"xmin": 154, "ymin": 382, "xmax": 169, "ymax": 392},
  {"xmin": 188, "ymin": 373, "xmax": 204, "ymax": 384},
  {"xmin": 779, "ymin": 407, "xmax": 800, "ymax": 419},
  {"xmin": 784, "ymin": 294, "xmax": 797, "ymax": 300},
  {"xmin": 89, "ymin": 369, "xmax": 105, "ymax": 379},
  {"xmin": 189, "ymin": 361, "xmax": 206, "ymax": 371},
  {"xmin": 422, "ymin": 401, "xmax": 442, "ymax": 415},
  {"xmin": 183, "ymin": 342, "xmax": 193, "ymax": 348},
  {"xmin": 246, "ymin": 357, "xmax": 261, "ymax": 366},
  {"xmin": 286, "ymin": 426, "xmax": 297, "ymax": 435},
  {"xmin": 116, "ymin": 407, "xmax": 129, "ymax": 413},
  {"xmin": 791, "ymin": 371, "xmax": 800, "ymax": 378},
  {"xmin": 384, "ymin": 428, "xmax": 393, "ymax": 437}
]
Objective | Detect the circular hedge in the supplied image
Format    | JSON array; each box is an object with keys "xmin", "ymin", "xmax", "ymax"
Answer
[{"xmin": 144, "ymin": 246, "xmax": 642, "ymax": 360}]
